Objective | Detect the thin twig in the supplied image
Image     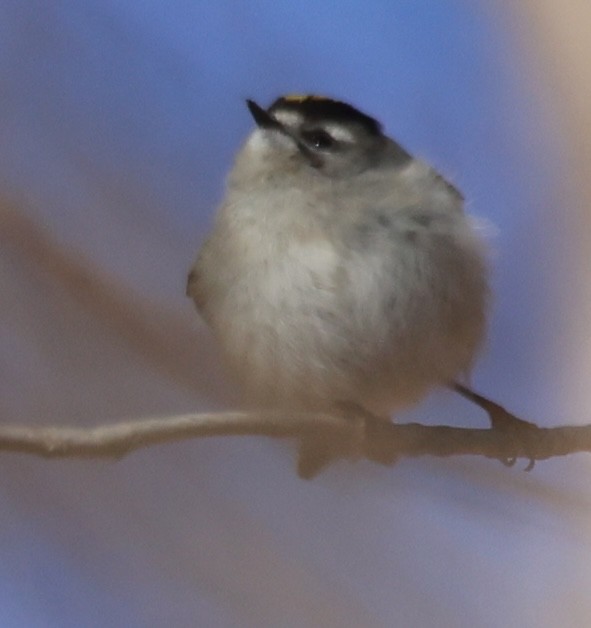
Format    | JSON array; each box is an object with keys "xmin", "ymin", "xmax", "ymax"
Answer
[{"xmin": 0, "ymin": 412, "xmax": 588, "ymax": 469}]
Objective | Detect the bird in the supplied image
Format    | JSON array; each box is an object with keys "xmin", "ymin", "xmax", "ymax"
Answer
[{"xmin": 187, "ymin": 94, "xmax": 490, "ymax": 476}]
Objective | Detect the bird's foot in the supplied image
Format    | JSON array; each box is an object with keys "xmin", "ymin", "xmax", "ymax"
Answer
[{"xmin": 453, "ymin": 383, "xmax": 538, "ymax": 470}]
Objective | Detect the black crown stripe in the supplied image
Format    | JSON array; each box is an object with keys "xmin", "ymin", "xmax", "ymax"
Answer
[{"xmin": 269, "ymin": 96, "xmax": 382, "ymax": 136}]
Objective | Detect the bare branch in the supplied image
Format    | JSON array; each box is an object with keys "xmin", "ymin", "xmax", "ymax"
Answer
[
  {"xmin": 0, "ymin": 411, "xmax": 589, "ymax": 470},
  {"xmin": 0, "ymin": 412, "xmax": 336, "ymax": 458}
]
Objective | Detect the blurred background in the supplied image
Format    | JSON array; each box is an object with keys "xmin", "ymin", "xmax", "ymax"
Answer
[{"xmin": 0, "ymin": 1, "xmax": 590, "ymax": 626}]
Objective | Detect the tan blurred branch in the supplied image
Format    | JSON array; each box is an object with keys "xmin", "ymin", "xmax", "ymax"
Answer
[{"xmin": 0, "ymin": 411, "xmax": 588, "ymax": 471}]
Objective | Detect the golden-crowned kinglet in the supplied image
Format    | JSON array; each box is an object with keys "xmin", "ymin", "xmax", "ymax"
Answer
[{"xmin": 187, "ymin": 95, "xmax": 489, "ymax": 468}]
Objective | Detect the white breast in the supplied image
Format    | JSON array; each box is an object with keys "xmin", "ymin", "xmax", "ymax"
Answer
[
  {"xmin": 202, "ymin": 170, "xmax": 488, "ymax": 414},
  {"xmin": 212, "ymin": 218, "xmax": 352, "ymax": 408}
]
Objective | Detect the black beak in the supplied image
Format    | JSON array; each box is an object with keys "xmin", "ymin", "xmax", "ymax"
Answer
[{"xmin": 246, "ymin": 99, "xmax": 283, "ymax": 130}]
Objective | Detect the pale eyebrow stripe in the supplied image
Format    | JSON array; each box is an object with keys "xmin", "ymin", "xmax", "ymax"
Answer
[
  {"xmin": 273, "ymin": 110, "xmax": 303, "ymax": 126},
  {"xmin": 322, "ymin": 123, "xmax": 355, "ymax": 143}
]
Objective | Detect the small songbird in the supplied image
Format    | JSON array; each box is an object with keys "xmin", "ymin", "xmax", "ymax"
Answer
[{"xmin": 187, "ymin": 95, "xmax": 490, "ymax": 474}]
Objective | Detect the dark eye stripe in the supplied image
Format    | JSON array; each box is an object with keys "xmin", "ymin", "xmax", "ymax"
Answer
[{"xmin": 300, "ymin": 129, "xmax": 335, "ymax": 150}]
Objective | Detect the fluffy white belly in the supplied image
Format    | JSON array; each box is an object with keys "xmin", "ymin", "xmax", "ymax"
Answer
[
  {"xmin": 205, "ymin": 208, "xmax": 487, "ymax": 414},
  {"xmin": 215, "ymin": 237, "xmax": 363, "ymax": 407}
]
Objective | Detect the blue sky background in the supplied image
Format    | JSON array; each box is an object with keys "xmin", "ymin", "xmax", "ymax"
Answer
[{"xmin": 0, "ymin": 2, "xmax": 588, "ymax": 627}]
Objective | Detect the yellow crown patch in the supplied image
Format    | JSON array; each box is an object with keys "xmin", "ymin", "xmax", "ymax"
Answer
[{"xmin": 283, "ymin": 94, "xmax": 331, "ymax": 103}]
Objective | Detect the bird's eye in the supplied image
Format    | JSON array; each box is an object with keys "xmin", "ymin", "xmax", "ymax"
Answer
[{"xmin": 301, "ymin": 129, "xmax": 335, "ymax": 150}]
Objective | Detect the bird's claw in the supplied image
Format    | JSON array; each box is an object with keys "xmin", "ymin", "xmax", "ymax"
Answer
[
  {"xmin": 452, "ymin": 383, "xmax": 538, "ymax": 471},
  {"xmin": 485, "ymin": 402, "xmax": 537, "ymax": 471}
]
